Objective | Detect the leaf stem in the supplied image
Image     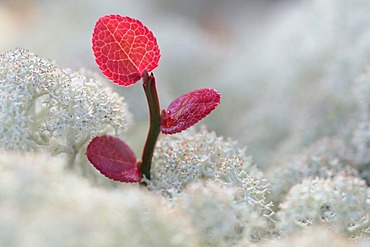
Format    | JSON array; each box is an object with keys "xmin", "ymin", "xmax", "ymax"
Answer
[{"xmin": 140, "ymin": 71, "xmax": 161, "ymax": 180}]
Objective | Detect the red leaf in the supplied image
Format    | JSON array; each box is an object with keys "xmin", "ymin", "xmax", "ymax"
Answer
[
  {"xmin": 161, "ymin": 88, "xmax": 221, "ymax": 134},
  {"xmin": 85, "ymin": 135, "xmax": 142, "ymax": 183},
  {"xmin": 92, "ymin": 15, "xmax": 161, "ymax": 86}
]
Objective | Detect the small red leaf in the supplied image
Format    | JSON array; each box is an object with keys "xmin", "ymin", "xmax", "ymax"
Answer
[
  {"xmin": 161, "ymin": 88, "xmax": 221, "ymax": 134},
  {"xmin": 92, "ymin": 15, "xmax": 161, "ymax": 86},
  {"xmin": 85, "ymin": 135, "xmax": 142, "ymax": 183}
]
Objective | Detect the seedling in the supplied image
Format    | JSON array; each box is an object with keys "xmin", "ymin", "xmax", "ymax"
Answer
[{"xmin": 86, "ymin": 15, "xmax": 220, "ymax": 183}]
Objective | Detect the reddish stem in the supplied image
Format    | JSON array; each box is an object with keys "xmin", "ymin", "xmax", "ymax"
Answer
[{"xmin": 140, "ymin": 71, "xmax": 161, "ymax": 179}]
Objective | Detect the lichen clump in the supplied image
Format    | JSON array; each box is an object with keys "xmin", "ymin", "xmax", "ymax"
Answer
[
  {"xmin": 0, "ymin": 48, "xmax": 131, "ymax": 167},
  {"xmin": 148, "ymin": 127, "xmax": 276, "ymax": 244},
  {"xmin": 0, "ymin": 151, "xmax": 198, "ymax": 247},
  {"xmin": 277, "ymin": 174, "xmax": 370, "ymax": 239}
]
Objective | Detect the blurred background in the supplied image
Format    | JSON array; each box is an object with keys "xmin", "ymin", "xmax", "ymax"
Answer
[{"xmin": 2, "ymin": 0, "xmax": 370, "ymax": 169}]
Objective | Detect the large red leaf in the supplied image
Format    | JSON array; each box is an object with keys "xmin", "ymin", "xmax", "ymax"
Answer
[
  {"xmin": 161, "ymin": 88, "xmax": 221, "ymax": 134},
  {"xmin": 85, "ymin": 135, "xmax": 142, "ymax": 182},
  {"xmin": 92, "ymin": 15, "xmax": 161, "ymax": 86}
]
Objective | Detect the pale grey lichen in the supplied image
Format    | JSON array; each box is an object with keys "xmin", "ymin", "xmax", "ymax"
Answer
[
  {"xmin": 0, "ymin": 151, "xmax": 198, "ymax": 247},
  {"xmin": 213, "ymin": 0, "xmax": 370, "ymax": 168},
  {"xmin": 147, "ymin": 126, "xmax": 264, "ymax": 195},
  {"xmin": 174, "ymin": 181, "xmax": 276, "ymax": 247},
  {"xmin": 277, "ymin": 174, "xmax": 370, "ymax": 239},
  {"xmin": 255, "ymin": 226, "xmax": 354, "ymax": 247},
  {"xmin": 352, "ymin": 68, "xmax": 370, "ymax": 183},
  {"xmin": 146, "ymin": 127, "xmax": 276, "ymax": 245},
  {"xmin": 267, "ymin": 137, "xmax": 358, "ymax": 205},
  {"xmin": 0, "ymin": 48, "xmax": 131, "ymax": 170}
]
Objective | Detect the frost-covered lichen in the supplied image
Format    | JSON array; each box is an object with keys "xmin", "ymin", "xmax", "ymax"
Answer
[
  {"xmin": 0, "ymin": 48, "xmax": 131, "ymax": 169},
  {"xmin": 277, "ymin": 174, "xmax": 370, "ymax": 239},
  {"xmin": 0, "ymin": 151, "xmax": 198, "ymax": 247}
]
